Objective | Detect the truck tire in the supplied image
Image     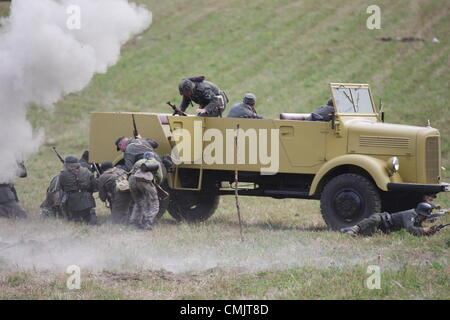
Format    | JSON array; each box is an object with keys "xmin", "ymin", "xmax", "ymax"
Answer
[
  {"xmin": 167, "ymin": 190, "xmax": 220, "ymax": 223},
  {"xmin": 320, "ymin": 173, "xmax": 381, "ymax": 230}
]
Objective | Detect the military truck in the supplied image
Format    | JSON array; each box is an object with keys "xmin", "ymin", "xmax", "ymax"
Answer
[{"xmin": 89, "ymin": 83, "xmax": 448, "ymax": 229}]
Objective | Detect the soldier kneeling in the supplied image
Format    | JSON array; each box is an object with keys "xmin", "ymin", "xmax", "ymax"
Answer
[
  {"xmin": 59, "ymin": 155, "xmax": 98, "ymax": 224},
  {"xmin": 128, "ymin": 152, "xmax": 163, "ymax": 230}
]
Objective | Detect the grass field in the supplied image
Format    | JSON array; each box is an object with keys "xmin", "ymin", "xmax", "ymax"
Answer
[{"xmin": 1, "ymin": 0, "xmax": 449, "ymax": 300}]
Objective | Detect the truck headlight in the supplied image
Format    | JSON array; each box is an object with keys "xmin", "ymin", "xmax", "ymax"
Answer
[{"xmin": 387, "ymin": 157, "xmax": 400, "ymax": 176}]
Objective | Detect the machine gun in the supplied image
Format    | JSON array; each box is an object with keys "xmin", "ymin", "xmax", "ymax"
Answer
[
  {"xmin": 431, "ymin": 223, "xmax": 450, "ymax": 232},
  {"xmin": 167, "ymin": 101, "xmax": 187, "ymax": 116},
  {"xmin": 52, "ymin": 147, "xmax": 64, "ymax": 164}
]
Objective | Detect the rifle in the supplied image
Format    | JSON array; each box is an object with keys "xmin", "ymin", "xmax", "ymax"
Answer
[
  {"xmin": 167, "ymin": 101, "xmax": 187, "ymax": 116},
  {"xmin": 92, "ymin": 162, "xmax": 101, "ymax": 178},
  {"xmin": 431, "ymin": 223, "xmax": 450, "ymax": 232},
  {"xmin": 52, "ymin": 147, "xmax": 64, "ymax": 164},
  {"xmin": 132, "ymin": 114, "xmax": 139, "ymax": 139}
]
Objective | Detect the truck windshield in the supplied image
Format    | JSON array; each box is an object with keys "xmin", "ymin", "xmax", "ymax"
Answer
[{"xmin": 332, "ymin": 87, "xmax": 374, "ymax": 114}]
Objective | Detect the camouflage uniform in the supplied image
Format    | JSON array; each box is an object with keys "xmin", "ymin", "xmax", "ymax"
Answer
[
  {"xmin": 0, "ymin": 184, "xmax": 27, "ymax": 218},
  {"xmin": 97, "ymin": 166, "xmax": 132, "ymax": 224},
  {"xmin": 40, "ymin": 175, "xmax": 65, "ymax": 218},
  {"xmin": 128, "ymin": 157, "xmax": 163, "ymax": 229},
  {"xmin": 59, "ymin": 156, "xmax": 98, "ymax": 224},
  {"xmin": 179, "ymin": 76, "xmax": 228, "ymax": 117}
]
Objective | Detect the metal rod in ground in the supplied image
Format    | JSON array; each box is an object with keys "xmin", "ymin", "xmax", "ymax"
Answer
[{"xmin": 234, "ymin": 123, "xmax": 244, "ymax": 241}]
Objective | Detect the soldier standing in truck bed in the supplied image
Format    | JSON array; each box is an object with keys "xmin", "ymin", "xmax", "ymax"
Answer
[
  {"xmin": 59, "ymin": 155, "xmax": 98, "ymax": 224},
  {"xmin": 178, "ymin": 76, "xmax": 228, "ymax": 117},
  {"xmin": 0, "ymin": 162, "xmax": 28, "ymax": 219},
  {"xmin": 97, "ymin": 161, "xmax": 133, "ymax": 224},
  {"xmin": 340, "ymin": 202, "xmax": 437, "ymax": 237}
]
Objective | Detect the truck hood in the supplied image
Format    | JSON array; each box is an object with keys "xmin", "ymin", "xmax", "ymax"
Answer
[{"xmin": 345, "ymin": 119, "xmax": 439, "ymax": 156}]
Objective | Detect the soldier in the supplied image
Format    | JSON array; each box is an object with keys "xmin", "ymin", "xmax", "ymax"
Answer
[
  {"xmin": 128, "ymin": 152, "xmax": 163, "ymax": 230},
  {"xmin": 308, "ymin": 98, "xmax": 335, "ymax": 121},
  {"xmin": 97, "ymin": 161, "xmax": 133, "ymax": 224},
  {"xmin": 0, "ymin": 162, "xmax": 28, "ymax": 219},
  {"xmin": 59, "ymin": 155, "xmax": 98, "ymax": 224},
  {"xmin": 227, "ymin": 93, "xmax": 263, "ymax": 119},
  {"xmin": 178, "ymin": 76, "xmax": 228, "ymax": 117},
  {"xmin": 40, "ymin": 174, "xmax": 65, "ymax": 218},
  {"xmin": 115, "ymin": 136, "xmax": 159, "ymax": 172},
  {"xmin": 423, "ymin": 193, "xmax": 441, "ymax": 210},
  {"xmin": 340, "ymin": 202, "xmax": 437, "ymax": 237}
]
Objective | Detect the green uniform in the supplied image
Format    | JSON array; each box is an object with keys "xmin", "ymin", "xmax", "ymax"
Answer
[
  {"xmin": 179, "ymin": 79, "xmax": 227, "ymax": 117},
  {"xmin": 59, "ymin": 164, "xmax": 97, "ymax": 223},
  {"xmin": 97, "ymin": 167, "xmax": 132, "ymax": 224},
  {"xmin": 357, "ymin": 209, "xmax": 427, "ymax": 236},
  {"xmin": 227, "ymin": 102, "xmax": 263, "ymax": 119},
  {"xmin": 128, "ymin": 158, "xmax": 162, "ymax": 229}
]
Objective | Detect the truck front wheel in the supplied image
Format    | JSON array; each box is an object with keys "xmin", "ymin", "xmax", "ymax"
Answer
[{"xmin": 320, "ymin": 173, "xmax": 381, "ymax": 230}]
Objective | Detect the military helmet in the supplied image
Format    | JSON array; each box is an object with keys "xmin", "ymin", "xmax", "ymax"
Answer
[
  {"xmin": 178, "ymin": 78, "xmax": 195, "ymax": 95},
  {"xmin": 243, "ymin": 93, "xmax": 256, "ymax": 105},
  {"xmin": 115, "ymin": 136, "xmax": 126, "ymax": 151},
  {"xmin": 100, "ymin": 161, "xmax": 113, "ymax": 172},
  {"xmin": 327, "ymin": 98, "xmax": 334, "ymax": 106},
  {"xmin": 64, "ymin": 155, "xmax": 79, "ymax": 164},
  {"xmin": 415, "ymin": 202, "xmax": 433, "ymax": 217}
]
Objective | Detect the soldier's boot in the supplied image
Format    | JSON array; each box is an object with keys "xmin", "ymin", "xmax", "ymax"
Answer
[{"xmin": 340, "ymin": 225, "xmax": 360, "ymax": 237}]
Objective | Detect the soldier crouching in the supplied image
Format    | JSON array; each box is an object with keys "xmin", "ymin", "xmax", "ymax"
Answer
[
  {"xmin": 59, "ymin": 155, "xmax": 98, "ymax": 224},
  {"xmin": 97, "ymin": 161, "xmax": 133, "ymax": 224},
  {"xmin": 128, "ymin": 152, "xmax": 163, "ymax": 230}
]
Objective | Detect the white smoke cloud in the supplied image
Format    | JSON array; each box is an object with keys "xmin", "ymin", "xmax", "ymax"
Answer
[{"xmin": 0, "ymin": 0, "xmax": 152, "ymax": 183}]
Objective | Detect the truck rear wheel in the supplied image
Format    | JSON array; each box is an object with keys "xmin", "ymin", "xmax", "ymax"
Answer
[
  {"xmin": 320, "ymin": 173, "xmax": 381, "ymax": 230},
  {"xmin": 167, "ymin": 190, "xmax": 220, "ymax": 223}
]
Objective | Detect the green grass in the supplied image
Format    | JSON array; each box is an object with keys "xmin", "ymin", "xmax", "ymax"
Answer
[{"xmin": 1, "ymin": 0, "xmax": 449, "ymax": 299}]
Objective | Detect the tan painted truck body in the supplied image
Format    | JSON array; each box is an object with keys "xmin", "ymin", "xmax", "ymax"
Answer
[{"xmin": 89, "ymin": 83, "xmax": 448, "ymax": 228}]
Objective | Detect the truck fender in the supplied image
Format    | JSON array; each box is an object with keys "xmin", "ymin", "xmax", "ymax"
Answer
[{"xmin": 309, "ymin": 154, "xmax": 391, "ymax": 196}]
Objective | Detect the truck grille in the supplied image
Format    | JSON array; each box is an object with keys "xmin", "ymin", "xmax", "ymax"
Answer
[{"xmin": 425, "ymin": 136, "xmax": 440, "ymax": 184}]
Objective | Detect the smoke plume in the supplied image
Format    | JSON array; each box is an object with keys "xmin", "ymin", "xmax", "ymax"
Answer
[{"xmin": 0, "ymin": 0, "xmax": 152, "ymax": 183}]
